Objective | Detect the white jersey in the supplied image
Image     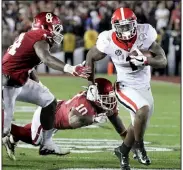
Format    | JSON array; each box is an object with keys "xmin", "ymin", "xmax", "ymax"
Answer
[{"xmin": 96, "ymin": 24, "xmax": 157, "ymax": 89}]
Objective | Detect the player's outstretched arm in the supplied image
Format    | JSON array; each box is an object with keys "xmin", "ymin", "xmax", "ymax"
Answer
[
  {"xmin": 34, "ymin": 40, "xmax": 91, "ymax": 78},
  {"xmin": 34, "ymin": 40, "xmax": 66, "ymax": 71},
  {"xmin": 147, "ymin": 41, "xmax": 167, "ymax": 68},
  {"xmin": 107, "ymin": 114, "xmax": 127, "ymax": 139},
  {"xmin": 85, "ymin": 46, "xmax": 106, "ymax": 84}
]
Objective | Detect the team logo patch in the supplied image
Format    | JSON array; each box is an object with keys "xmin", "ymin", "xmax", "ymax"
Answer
[
  {"xmin": 139, "ymin": 33, "xmax": 147, "ymax": 41},
  {"xmin": 115, "ymin": 50, "xmax": 122, "ymax": 56}
]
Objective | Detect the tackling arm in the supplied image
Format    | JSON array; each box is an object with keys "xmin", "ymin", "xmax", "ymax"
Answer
[
  {"xmin": 69, "ymin": 108, "xmax": 93, "ymax": 129},
  {"xmin": 85, "ymin": 46, "xmax": 106, "ymax": 84},
  {"xmin": 34, "ymin": 40, "xmax": 66, "ymax": 71},
  {"xmin": 107, "ymin": 114, "xmax": 127, "ymax": 139},
  {"xmin": 147, "ymin": 41, "xmax": 167, "ymax": 68}
]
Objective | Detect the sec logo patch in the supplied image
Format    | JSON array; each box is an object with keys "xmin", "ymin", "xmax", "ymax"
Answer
[{"xmin": 115, "ymin": 49, "xmax": 122, "ymax": 56}]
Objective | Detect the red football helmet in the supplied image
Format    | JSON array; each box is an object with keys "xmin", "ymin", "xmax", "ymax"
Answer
[
  {"xmin": 32, "ymin": 12, "xmax": 63, "ymax": 44},
  {"xmin": 111, "ymin": 8, "xmax": 137, "ymax": 40},
  {"xmin": 95, "ymin": 78, "xmax": 117, "ymax": 111}
]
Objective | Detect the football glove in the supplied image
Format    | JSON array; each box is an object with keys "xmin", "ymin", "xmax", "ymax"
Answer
[
  {"xmin": 93, "ymin": 113, "xmax": 108, "ymax": 123},
  {"xmin": 86, "ymin": 84, "xmax": 100, "ymax": 102},
  {"xmin": 64, "ymin": 61, "xmax": 91, "ymax": 79},
  {"xmin": 129, "ymin": 49, "xmax": 148, "ymax": 67}
]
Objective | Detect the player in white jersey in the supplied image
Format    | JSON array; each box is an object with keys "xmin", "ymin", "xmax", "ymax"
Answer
[{"xmin": 85, "ymin": 7, "xmax": 167, "ymax": 170}]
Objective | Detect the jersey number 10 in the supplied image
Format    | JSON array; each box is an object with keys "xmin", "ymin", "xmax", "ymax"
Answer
[
  {"xmin": 75, "ymin": 104, "xmax": 88, "ymax": 115},
  {"xmin": 8, "ymin": 33, "xmax": 25, "ymax": 56}
]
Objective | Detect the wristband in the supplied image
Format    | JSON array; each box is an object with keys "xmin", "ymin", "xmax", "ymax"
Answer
[{"xmin": 64, "ymin": 64, "xmax": 72, "ymax": 73}]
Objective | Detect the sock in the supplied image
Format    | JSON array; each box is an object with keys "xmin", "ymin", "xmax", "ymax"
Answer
[
  {"xmin": 119, "ymin": 142, "xmax": 131, "ymax": 156},
  {"xmin": 134, "ymin": 140, "xmax": 144, "ymax": 148},
  {"xmin": 41, "ymin": 129, "xmax": 54, "ymax": 145},
  {"xmin": 11, "ymin": 123, "xmax": 33, "ymax": 144},
  {"xmin": 40, "ymin": 99, "xmax": 57, "ymax": 130}
]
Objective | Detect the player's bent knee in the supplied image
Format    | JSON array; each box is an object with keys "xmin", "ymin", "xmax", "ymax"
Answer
[
  {"xmin": 138, "ymin": 105, "xmax": 149, "ymax": 114},
  {"xmin": 136, "ymin": 105, "xmax": 150, "ymax": 120},
  {"xmin": 44, "ymin": 98, "xmax": 57, "ymax": 112},
  {"xmin": 40, "ymin": 91, "xmax": 55, "ymax": 108}
]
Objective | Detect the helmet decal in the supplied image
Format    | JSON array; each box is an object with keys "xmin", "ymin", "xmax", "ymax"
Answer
[{"xmin": 46, "ymin": 13, "xmax": 53, "ymax": 23}]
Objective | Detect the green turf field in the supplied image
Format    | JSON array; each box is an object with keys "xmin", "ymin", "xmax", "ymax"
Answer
[{"xmin": 3, "ymin": 75, "xmax": 181, "ymax": 170}]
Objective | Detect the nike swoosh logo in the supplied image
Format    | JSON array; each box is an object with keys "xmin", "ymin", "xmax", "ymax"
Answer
[
  {"xmin": 135, "ymin": 58, "xmax": 143, "ymax": 62},
  {"xmin": 90, "ymin": 87, "xmax": 94, "ymax": 96}
]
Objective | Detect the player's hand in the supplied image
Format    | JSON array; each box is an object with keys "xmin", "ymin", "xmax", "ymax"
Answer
[
  {"xmin": 93, "ymin": 113, "xmax": 108, "ymax": 123},
  {"xmin": 129, "ymin": 49, "xmax": 148, "ymax": 67},
  {"xmin": 130, "ymin": 55, "xmax": 147, "ymax": 66},
  {"xmin": 86, "ymin": 84, "xmax": 99, "ymax": 102},
  {"xmin": 64, "ymin": 61, "xmax": 91, "ymax": 79}
]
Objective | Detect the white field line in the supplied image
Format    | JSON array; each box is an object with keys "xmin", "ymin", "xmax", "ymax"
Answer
[
  {"xmin": 13, "ymin": 118, "xmax": 179, "ymax": 128},
  {"xmin": 18, "ymin": 143, "xmax": 173, "ymax": 152},
  {"xmin": 61, "ymin": 169, "xmax": 180, "ymax": 170},
  {"xmin": 17, "ymin": 138, "xmax": 174, "ymax": 152}
]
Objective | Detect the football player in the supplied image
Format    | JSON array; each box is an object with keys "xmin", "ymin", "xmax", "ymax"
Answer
[
  {"xmin": 5, "ymin": 78, "xmax": 127, "ymax": 161},
  {"xmin": 85, "ymin": 8, "xmax": 167, "ymax": 170},
  {"xmin": 2, "ymin": 12, "xmax": 91, "ymax": 157}
]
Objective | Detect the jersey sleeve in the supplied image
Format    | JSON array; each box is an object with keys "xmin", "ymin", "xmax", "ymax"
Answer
[
  {"xmin": 96, "ymin": 31, "xmax": 110, "ymax": 53},
  {"xmin": 27, "ymin": 30, "xmax": 52, "ymax": 46},
  {"xmin": 145, "ymin": 24, "xmax": 157, "ymax": 49}
]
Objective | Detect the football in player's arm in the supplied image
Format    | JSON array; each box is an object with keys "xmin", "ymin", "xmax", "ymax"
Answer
[
  {"xmin": 85, "ymin": 38, "xmax": 167, "ymax": 85},
  {"xmin": 85, "ymin": 7, "xmax": 168, "ymax": 170}
]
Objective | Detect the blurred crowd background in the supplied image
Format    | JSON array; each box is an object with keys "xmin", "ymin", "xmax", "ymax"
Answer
[{"xmin": 2, "ymin": 0, "xmax": 181, "ymax": 76}]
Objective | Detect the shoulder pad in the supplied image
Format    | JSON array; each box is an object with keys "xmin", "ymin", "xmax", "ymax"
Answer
[{"xmin": 96, "ymin": 30, "xmax": 112, "ymax": 53}]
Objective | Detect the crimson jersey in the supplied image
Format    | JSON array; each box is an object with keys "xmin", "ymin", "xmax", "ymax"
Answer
[
  {"xmin": 2, "ymin": 29, "xmax": 51, "ymax": 85},
  {"xmin": 54, "ymin": 92, "xmax": 96, "ymax": 129}
]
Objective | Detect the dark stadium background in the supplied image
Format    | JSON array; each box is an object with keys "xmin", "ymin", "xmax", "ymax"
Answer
[{"xmin": 2, "ymin": 0, "xmax": 181, "ymax": 77}]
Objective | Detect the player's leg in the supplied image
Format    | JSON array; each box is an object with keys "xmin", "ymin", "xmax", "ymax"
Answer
[
  {"xmin": 11, "ymin": 123, "xmax": 33, "ymax": 144},
  {"xmin": 114, "ymin": 83, "xmax": 152, "ymax": 168},
  {"xmin": 31, "ymin": 106, "xmax": 70, "ymax": 154},
  {"xmin": 3, "ymin": 87, "xmax": 22, "ymax": 136},
  {"xmin": 114, "ymin": 122, "xmax": 134, "ymax": 170},
  {"xmin": 3, "ymin": 123, "xmax": 33, "ymax": 161},
  {"xmin": 2, "ymin": 86, "xmax": 22, "ymax": 160},
  {"xmin": 132, "ymin": 88, "xmax": 154, "ymax": 164},
  {"xmin": 16, "ymin": 79, "xmax": 70, "ymax": 155}
]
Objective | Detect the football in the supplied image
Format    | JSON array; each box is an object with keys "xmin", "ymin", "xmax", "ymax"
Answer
[{"xmin": 130, "ymin": 50, "xmax": 153, "ymax": 58}]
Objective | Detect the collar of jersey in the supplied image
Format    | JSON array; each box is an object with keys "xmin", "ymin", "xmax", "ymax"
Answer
[{"xmin": 112, "ymin": 32, "xmax": 137, "ymax": 51}]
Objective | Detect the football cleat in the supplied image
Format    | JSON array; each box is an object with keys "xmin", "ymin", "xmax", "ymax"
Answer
[
  {"xmin": 114, "ymin": 146, "xmax": 131, "ymax": 170},
  {"xmin": 134, "ymin": 147, "xmax": 151, "ymax": 165},
  {"xmin": 39, "ymin": 141, "xmax": 70, "ymax": 156},
  {"xmin": 133, "ymin": 153, "xmax": 138, "ymax": 160},
  {"xmin": 2, "ymin": 135, "xmax": 17, "ymax": 161},
  {"xmin": 130, "ymin": 147, "xmax": 137, "ymax": 160}
]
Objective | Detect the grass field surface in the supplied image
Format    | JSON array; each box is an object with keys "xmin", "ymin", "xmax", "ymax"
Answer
[{"xmin": 2, "ymin": 74, "xmax": 181, "ymax": 170}]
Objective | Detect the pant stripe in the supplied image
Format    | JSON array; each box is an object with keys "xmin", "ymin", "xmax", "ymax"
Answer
[
  {"xmin": 114, "ymin": 82, "xmax": 138, "ymax": 113},
  {"xmin": 32, "ymin": 125, "xmax": 42, "ymax": 145},
  {"xmin": 115, "ymin": 94, "xmax": 136, "ymax": 113}
]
